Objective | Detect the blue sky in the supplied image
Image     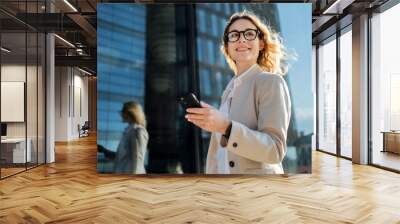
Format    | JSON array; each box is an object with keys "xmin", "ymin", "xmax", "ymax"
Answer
[{"xmin": 277, "ymin": 3, "xmax": 314, "ymax": 134}]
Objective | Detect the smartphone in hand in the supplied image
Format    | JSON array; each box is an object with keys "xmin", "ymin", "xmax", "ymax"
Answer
[{"xmin": 178, "ymin": 93, "xmax": 202, "ymax": 110}]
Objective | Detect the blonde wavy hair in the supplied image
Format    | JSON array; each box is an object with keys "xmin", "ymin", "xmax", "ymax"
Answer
[
  {"xmin": 121, "ymin": 101, "xmax": 147, "ymax": 128},
  {"xmin": 221, "ymin": 11, "xmax": 288, "ymax": 76}
]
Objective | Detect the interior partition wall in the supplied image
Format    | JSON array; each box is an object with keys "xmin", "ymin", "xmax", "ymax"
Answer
[{"xmin": 0, "ymin": 1, "xmax": 46, "ymax": 179}]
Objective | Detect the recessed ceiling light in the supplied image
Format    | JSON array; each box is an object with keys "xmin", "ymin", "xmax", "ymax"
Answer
[
  {"xmin": 54, "ymin": 34, "xmax": 75, "ymax": 48},
  {"xmin": 63, "ymin": 0, "xmax": 78, "ymax": 12},
  {"xmin": 1, "ymin": 47, "xmax": 11, "ymax": 53},
  {"xmin": 78, "ymin": 67, "xmax": 93, "ymax": 76}
]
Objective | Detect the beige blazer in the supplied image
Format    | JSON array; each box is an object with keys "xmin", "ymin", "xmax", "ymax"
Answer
[{"xmin": 206, "ymin": 64, "xmax": 291, "ymax": 174}]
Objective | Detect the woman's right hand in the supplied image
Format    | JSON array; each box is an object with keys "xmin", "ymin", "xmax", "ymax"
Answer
[{"xmin": 185, "ymin": 101, "xmax": 231, "ymax": 134}]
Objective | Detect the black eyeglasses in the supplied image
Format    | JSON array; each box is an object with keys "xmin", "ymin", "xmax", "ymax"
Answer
[{"xmin": 225, "ymin": 28, "xmax": 261, "ymax": 43}]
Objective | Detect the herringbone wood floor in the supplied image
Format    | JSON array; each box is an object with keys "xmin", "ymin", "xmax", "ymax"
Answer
[{"xmin": 1, "ymin": 135, "xmax": 400, "ymax": 224}]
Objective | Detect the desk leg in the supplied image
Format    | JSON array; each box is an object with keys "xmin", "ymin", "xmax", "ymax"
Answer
[{"xmin": 382, "ymin": 133, "xmax": 386, "ymax": 153}]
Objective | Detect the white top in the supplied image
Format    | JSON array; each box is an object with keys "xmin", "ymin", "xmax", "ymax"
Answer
[
  {"xmin": 215, "ymin": 100, "xmax": 230, "ymax": 174},
  {"xmin": 215, "ymin": 64, "xmax": 257, "ymax": 174}
]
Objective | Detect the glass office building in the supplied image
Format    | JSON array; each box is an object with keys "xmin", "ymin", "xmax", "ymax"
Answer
[{"xmin": 97, "ymin": 4, "xmax": 147, "ymax": 171}]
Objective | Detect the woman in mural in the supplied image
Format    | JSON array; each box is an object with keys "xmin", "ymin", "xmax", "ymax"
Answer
[
  {"xmin": 186, "ymin": 11, "xmax": 291, "ymax": 174},
  {"xmin": 114, "ymin": 101, "xmax": 149, "ymax": 174}
]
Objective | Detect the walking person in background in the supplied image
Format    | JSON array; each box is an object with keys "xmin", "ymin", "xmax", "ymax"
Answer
[
  {"xmin": 114, "ymin": 101, "xmax": 149, "ymax": 174},
  {"xmin": 186, "ymin": 11, "xmax": 291, "ymax": 174}
]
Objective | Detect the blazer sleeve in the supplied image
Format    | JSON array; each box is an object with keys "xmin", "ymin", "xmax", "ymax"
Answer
[{"xmin": 222, "ymin": 74, "xmax": 291, "ymax": 164}]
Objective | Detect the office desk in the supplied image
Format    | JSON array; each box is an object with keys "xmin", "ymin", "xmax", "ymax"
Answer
[
  {"xmin": 1, "ymin": 138, "xmax": 31, "ymax": 163},
  {"xmin": 381, "ymin": 131, "xmax": 400, "ymax": 154}
]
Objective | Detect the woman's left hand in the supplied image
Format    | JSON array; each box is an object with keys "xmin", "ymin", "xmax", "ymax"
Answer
[{"xmin": 185, "ymin": 102, "xmax": 231, "ymax": 133}]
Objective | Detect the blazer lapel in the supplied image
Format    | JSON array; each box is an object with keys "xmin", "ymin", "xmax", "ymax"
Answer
[
  {"xmin": 221, "ymin": 64, "xmax": 263, "ymax": 107},
  {"xmin": 229, "ymin": 65, "xmax": 263, "ymax": 118}
]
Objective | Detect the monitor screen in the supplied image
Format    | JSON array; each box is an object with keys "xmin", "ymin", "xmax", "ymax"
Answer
[{"xmin": 1, "ymin": 123, "xmax": 7, "ymax": 137}]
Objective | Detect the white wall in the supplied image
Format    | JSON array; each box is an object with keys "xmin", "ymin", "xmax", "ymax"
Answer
[
  {"xmin": 55, "ymin": 67, "xmax": 89, "ymax": 141},
  {"xmin": 1, "ymin": 65, "xmax": 26, "ymax": 139},
  {"xmin": 55, "ymin": 66, "xmax": 69, "ymax": 141},
  {"xmin": 1, "ymin": 63, "xmax": 46, "ymax": 163},
  {"xmin": 1, "ymin": 65, "xmax": 41, "ymax": 138},
  {"xmin": 72, "ymin": 72, "xmax": 89, "ymax": 138}
]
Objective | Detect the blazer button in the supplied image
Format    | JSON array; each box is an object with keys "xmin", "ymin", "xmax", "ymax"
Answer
[
  {"xmin": 233, "ymin": 142, "xmax": 238, "ymax": 148},
  {"xmin": 229, "ymin": 161, "xmax": 235, "ymax": 167}
]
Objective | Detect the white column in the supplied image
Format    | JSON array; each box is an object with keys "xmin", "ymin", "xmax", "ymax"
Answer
[
  {"xmin": 352, "ymin": 14, "xmax": 369, "ymax": 164},
  {"xmin": 45, "ymin": 1, "xmax": 55, "ymax": 163},
  {"xmin": 46, "ymin": 33, "xmax": 55, "ymax": 163}
]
